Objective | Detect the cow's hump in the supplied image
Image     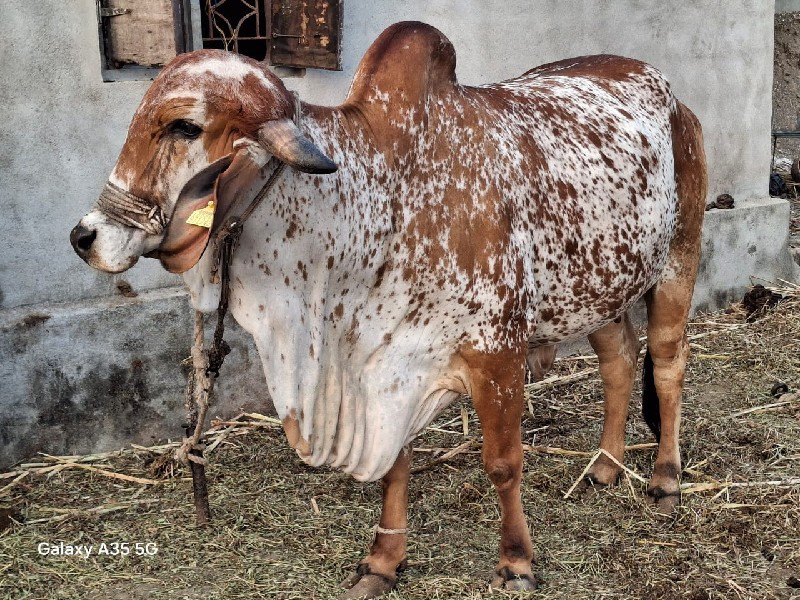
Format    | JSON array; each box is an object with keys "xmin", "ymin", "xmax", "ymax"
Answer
[{"xmin": 345, "ymin": 22, "xmax": 458, "ymax": 110}]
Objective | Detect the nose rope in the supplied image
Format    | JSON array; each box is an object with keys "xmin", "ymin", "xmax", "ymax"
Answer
[
  {"xmin": 94, "ymin": 93, "xmax": 303, "ymax": 239},
  {"xmin": 96, "ymin": 181, "xmax": 167, "ymax": 236}
]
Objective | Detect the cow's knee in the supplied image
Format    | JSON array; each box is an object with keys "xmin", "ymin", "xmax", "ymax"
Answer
[
  {"xmin": 648, "ymin": 332, "xmax": 688, "ymax": 363},
  {"xmin": 647, "ymin": 337, "xmax": 689, "ymax": 389},
  {"xmin": 484, "ymin": 458, "xmax": 519, "ymax": 492}
]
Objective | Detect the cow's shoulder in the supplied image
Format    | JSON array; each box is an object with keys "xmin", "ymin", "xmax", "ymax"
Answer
[{"xmin": 345, "ymin": 22, "xmax": 458, "ymax": 111}]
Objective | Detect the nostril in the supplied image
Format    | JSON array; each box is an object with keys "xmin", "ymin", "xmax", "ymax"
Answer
[
  {"xmin": 70, "ymin": 225, "xmax": 97, "ymax": 255},
  {"xmin": 77, "ymin": 229, "xmax": 96, "ymax": 252}
]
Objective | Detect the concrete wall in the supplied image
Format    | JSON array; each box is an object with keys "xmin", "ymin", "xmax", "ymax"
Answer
[
  {"xmin": 0, "ymin": 1, "xmax": 175, "ymax": 310},
  {"xmin": 1, "ymin": 0, "xmax": 797, "ymax": 467},
  {"xmin": 777, "ymin": 0, "xmax": 800, "ymax": 13}
]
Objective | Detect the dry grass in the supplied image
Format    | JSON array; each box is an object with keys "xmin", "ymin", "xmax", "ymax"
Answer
[{"xmin": 2, "ymin": 286, "xmax": 800, "ymax": 599}]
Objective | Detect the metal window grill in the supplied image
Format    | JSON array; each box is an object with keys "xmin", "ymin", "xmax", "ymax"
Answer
[
  {"xmin": 202, "ymin": 0, "xmax": 270, "ymax": 61},
  {"xmin": 201, "ymin": 0, "xmax": 342, "ymax": 70}
]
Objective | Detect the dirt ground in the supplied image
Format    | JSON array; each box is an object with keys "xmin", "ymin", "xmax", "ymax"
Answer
[{"xmin": 1, "ymin": 289, "xmax": 800, "ymax": 600}]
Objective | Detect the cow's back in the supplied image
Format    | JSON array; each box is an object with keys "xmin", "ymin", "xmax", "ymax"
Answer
[{"xmin": 412, "ymin": 55, "xmax": 680, "ymax": 345}]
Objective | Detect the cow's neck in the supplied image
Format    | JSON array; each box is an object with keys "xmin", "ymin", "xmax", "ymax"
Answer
[{"xmin": 181, "ymin": 103, "xmax": 391, "ymax": 310}]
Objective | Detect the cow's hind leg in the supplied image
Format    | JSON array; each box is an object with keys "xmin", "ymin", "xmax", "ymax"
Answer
[
  {"xmin": 340, "ymin": 447, "xmax": 410, "ymax": 600},
  {"xmin": 642, "ymin": 100, "xmax": 706, "ymax": 514},
  {"xmin": 464, "ymin": 348, "xmax": 536, "ymax": 591},
  {"xmin": 579, "ymin": 313, "xmax": 640, "ymax": 490},
  {"xmin": 642, "ymin": 277, "xmax": 694, "ymax": 514}
]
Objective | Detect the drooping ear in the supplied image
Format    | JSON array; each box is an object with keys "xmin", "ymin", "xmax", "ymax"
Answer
[
  {"xmin": 258, "ymin": 119, "xmax": 338, "ymax": 174},
  {"xmin": 157, "ymin": 151, "xmax": 262, "ymax": 273}
]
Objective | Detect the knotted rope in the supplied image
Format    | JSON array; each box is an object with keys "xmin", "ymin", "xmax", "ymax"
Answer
[{"xmin": 174, "ymin": 159, "xmax": 286, "ymax": 525}]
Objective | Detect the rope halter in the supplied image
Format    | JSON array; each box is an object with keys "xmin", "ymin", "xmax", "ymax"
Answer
[
  {"xmin": 94, "ymin": 92, "xmax": 302, "ymax": 242},
  {"xmin": 96, "ymin": 181, "xmax": 167, "ymax": 236}
]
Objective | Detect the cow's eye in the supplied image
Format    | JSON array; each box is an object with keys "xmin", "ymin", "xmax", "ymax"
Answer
[{"xmin": 168, "ymin": 120, "xmax": 202, "ymax": 140}]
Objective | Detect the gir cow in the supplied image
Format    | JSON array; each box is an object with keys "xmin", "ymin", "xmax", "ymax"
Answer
[{"xmin": 71, "ymin": 22, "xmax": 706, "ymax": 596}]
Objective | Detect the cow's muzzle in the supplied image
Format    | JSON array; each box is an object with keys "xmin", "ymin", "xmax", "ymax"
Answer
[
  {"xmin": 71, "ymin": 182, "xmax": 168, "ymax": 272},
  {"xmin": 70, "ymin": 209, "xmax": 154, "ymax": 273}
]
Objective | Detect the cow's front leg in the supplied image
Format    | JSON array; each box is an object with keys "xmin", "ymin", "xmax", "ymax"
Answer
[
  {"xmin": 464, "ymin": 348, "xmax": 536, "ymax": 591},
  {"xmin": 340, "ymin": 447, "xmax": 410, "ymax": 600}
]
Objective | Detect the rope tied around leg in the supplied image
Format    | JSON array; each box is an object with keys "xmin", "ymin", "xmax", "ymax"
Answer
[{"xmin": 374, "ymin": 525, "xmax": 409, "ymax": 535}]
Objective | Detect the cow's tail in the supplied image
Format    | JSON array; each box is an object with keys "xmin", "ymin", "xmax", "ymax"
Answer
[{"xmin": 641, "ymin": 350, "xmax": 661, "ymax": 442}]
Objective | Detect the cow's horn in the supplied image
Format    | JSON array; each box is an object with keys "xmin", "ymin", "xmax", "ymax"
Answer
[{"xmin": 258, "ymin": 119, "xmax": 337, "ymax": 174}]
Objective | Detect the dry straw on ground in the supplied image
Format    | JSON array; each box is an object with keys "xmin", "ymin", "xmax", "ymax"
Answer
[{"xmin": 1, "ymin": 283, "xmax": 799, "ymax": 599}]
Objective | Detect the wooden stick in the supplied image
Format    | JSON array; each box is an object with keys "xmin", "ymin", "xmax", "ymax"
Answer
[
  {"xmin": 729, "ymin": 394, "xmax": 798, "ymax": 418},
  {"xmin": 243, "ymin": 412, "xmax": 282, "ymax": 425},
  {"xmin": 208, "ymin": 420, "xmax": 278, "ymax": 429},
  {"xmin": 597, "ymin": 448, "xmax": 647, "ymax": 484},
  {"xmin": 24, "ymin": 499, "xmax": 161, "ymax": 525},
  {"xmin": 38, "ymin": 456, "xmax": 165, "ymax": 485},
  {"xmin": 526, "ymin": 368, "xmax": 597, "ymax": 392},
  {"xmin": 525, "ymin": 445, "xmax": 592, "ymax": 457},
  {"xmin": 0, "ymin": 472, "xmax": 28, "ymax": 496},
  {"xmin": 554, "ymin": 354, "xmax": 598, "ymax": 363},
  {"xmin": 563, "ymin": 450, "xmax": 601, "ymax": 499},
  {"xmin": 204, "ymin": 427, "xmax": 234, "ymax": 455},
  {"xmin": 695, "ymin": 353, "xmax": 733, "ymax": 360},
  {"xmin": 624, "ymin": 471, "xmax": 638, "ymax": 500},
  {"xmin": 636, "ymin": 540, "xmax": 678, "ymax": 547},
  {"xmin": 682, "ymin": 478, "xmax": 800, "ymax": 494},
  {"xmin": 130, "ymin": 442, "xmax": 180, "ymax": 452},
  {"xmin": 524, "ymin": 443, "xmax": 657, "ymax": 457},
  {"xmin": 425, "ymin": 426, "xmax": 462, "ymax": 435},
  {"xmin": 410, "ymin": 440, "xmax": 477, "ymax": 474}
]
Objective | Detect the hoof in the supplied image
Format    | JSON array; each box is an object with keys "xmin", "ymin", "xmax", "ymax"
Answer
[
  {"xmin": 490, "ymin": 566, "xmax": 538, "ymax": 592},
  {"xmin": 576, "ymin": 455, "xmax": 622, "ymax": 495},
  {"xmin": 576, "ymin": 474, "xmax": 611, "ymax": 496},
  {"xmin": 647, "ymin": 487, "xmax": 681, "ymax": 515},
  {"xmin": 340, "ymin": 564, "xmax": 397, "ymax": 600}
]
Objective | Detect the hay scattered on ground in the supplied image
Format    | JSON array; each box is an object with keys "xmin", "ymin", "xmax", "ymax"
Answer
[{"xmin": 2, "ymin": 284, "xmax": 799, "ymax": 599}]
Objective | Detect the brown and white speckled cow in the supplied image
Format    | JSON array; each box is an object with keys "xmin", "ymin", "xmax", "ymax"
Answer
[{"xmin": 71, "ymin": 22, "xmax": 706, "ymax": 597}]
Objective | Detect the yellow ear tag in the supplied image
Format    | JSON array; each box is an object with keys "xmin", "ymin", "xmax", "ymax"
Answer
[{"xmin": 186, "ymin": 200, "xmax": 215, "ymax": 229}]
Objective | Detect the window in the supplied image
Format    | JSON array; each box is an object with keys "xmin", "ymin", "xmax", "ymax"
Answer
[
  {"xmin": 268, "ymin": 0, "xmax": 343, "ymax": 70},
  {"xmin": 201, "ymin": 0, "xmax": 271, "ymax": 61},
  {"xmin": 98, "ymin": 0, "xmax": 342, "ymax": 81},
  {"xmin": 97, "ymin": 0, "xmax": 195, "ymax": 81}
]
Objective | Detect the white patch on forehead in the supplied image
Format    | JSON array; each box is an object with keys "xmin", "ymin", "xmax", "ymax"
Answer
[
  {"xmin": 163, "ymin": 89, "xmax": 204, "ymax": 101},
  {"xmin": 180, "ymin": 57, "xmax": 275, "ymax": 91}
]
